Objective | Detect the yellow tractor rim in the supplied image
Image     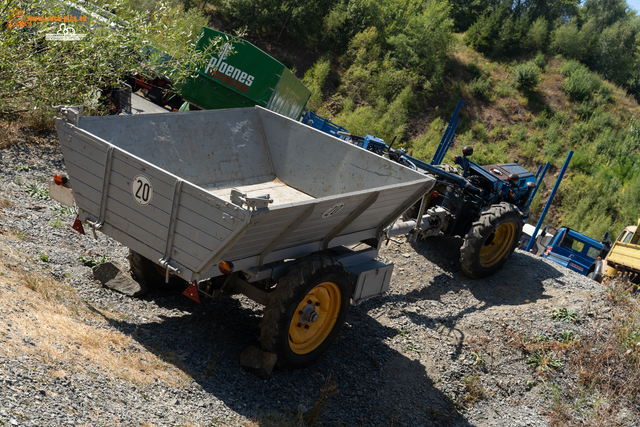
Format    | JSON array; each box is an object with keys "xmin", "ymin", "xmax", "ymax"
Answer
[
  {"xmin": 288, "ymin": 281, "xmax": 341, "ymax": 355},
  {"xmin": 479, "ymin": 222, "xmax": 516, "ymax": 267}
]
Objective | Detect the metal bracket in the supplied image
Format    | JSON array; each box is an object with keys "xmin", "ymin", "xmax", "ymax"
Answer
[
  {"xmin": 159, "ymin": 259, "xmax": 181, "ymax": 283},
  {"xmin": 52, "ymin": 105, "xmax": 84, "ymax": 125},
  {"xmin": 159, "ymin": 178, "xmax": 184, "ymax": 283},
  {"xmin": 230, "ymin": 188, "xmax": 273, "ymax": 211},
  {"xmin": 412, "ymin": 195, "xmax": 428, "ymax": 234}
]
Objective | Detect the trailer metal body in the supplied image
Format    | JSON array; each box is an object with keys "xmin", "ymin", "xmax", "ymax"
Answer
[{"xmin": 52, "ymin": 105, "xmax": 434, "ymax": 368}]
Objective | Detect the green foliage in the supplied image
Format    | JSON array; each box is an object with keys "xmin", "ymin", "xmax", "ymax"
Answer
[
  {"xmin": 532, "ymin": 52, "xmax": 546, "ymax": 69},
  {"xmin": 467, "ymin": 77, "xmax": 491, "ymax": 101},
  {"xmin": 527, "ymin": 351, "xmax": 564, "ymax": 371},
  {"xmin": 514, "ymin": 63, "xmax": 540, "ymax": 90},
  {"xmin": 78, "ymin": 255, "xmax": 110, "ymax": 267},
  {"xmin": 552, "ymin": 18, "xmax": 591, "ymax": 62},
  {"xmin": 302, "ymin": 58, "xmax": 331, "ymax": 111},
  {"xmin": 25, "ymin": 184, "xmax": 49, "ymax": 200},
  {"xmin": 411, "ymin": 117, "xmax": 447, "ymax": 160},
  {"xmin": 39, "ymin": 253, "xmax": 50, "ymax": 262},
  {"xmin": 551, "ymin": 308, "xmax": 579, "ymax": 322},
  {"xmin": 0, "ymin": 0, "xmax": 216, "ymax": 118},
  {"xmin": 526, "ymin": 17, "xmax": 549, "ymax": 52},
  {"xmin": 560, "ymin": 330, "xmax": 578, "ymax": 344},
  {"xmin": 13, "ymin": 163, "xmax": 33, "ymax": 171},
  {"xmin": 218, "ymin": 0, "xmax": 339, "ymax": 44},
  {"xmin": 562, "ymin": 67, "xmax": 601, "ymax": 101}
]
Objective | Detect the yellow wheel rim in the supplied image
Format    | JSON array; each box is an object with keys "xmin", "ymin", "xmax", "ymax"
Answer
[
  {"xmin": 479, "ymin": 222, "xmax": 516, "ymax": 267},
  {"xmin": 288, "ymin": 281, "xmax": 341, "ymax": 355}
]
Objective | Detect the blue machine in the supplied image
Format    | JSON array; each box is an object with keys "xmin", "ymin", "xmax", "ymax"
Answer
[
  {"xmin": 541, "ymin": 227, "xmax": 604, "ymax": 275},
  {"xmin": 304, "ymin": 102, "xmax": 542, "ymax": 278},
  {"xmin": 302, "ymin": 111, "xmax": 348, "ymax": 139}
]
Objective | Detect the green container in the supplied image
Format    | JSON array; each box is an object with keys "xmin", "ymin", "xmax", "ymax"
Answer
[{"xmin": 177, "ymin": 27, "xmax": 311, "ymax": 120}]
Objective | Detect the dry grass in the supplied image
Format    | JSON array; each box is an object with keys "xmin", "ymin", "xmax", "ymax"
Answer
[
  {"xmin": 534, "ymin": 281, "xmax": 640, "ymax": 426},
  {"xmin": 0, "ymin": 197, "xmax": 12, "ymax": 209},
  {"xmin": 0, "ymin": 256, "xmax": 192, "ymax": 387},
  {"xmin": 0, "ymin": 113, "xmax": 56, "ymax": 149}
]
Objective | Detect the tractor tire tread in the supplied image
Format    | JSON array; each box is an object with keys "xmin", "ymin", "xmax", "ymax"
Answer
[{"xmin": 460, "ymin": 202, "xmax": 523, "ymax": 279}]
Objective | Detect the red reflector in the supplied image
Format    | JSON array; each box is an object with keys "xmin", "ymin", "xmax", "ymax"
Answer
[
  {"xmin": 432, "ymin": 191, "xmax": 439, "ymax": 198},
  {"xmin": 183, "ymin": 281, "xmax": 200, "ymax": 303},
  {"xmin": 54, "ymin": 174, "xmax": 63, "ymax": 186},
  {"xmin": 72, "ymin": 215, "xmax": 85, "ymax": 235}
]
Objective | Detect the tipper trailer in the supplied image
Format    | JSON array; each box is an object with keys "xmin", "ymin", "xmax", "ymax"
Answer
[{"xmin": 51, "ymin": 105, "xmax": 436, "ymax": 367}]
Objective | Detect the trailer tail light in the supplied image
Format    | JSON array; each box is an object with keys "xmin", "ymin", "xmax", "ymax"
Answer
[
  {"xmin": 597, "ymin": 257, "xmax": 602, "ymax": 261},
  {"xmin": 218, "ymin": 261, "xmax": 233, "ymax": 275},
  {"xmin": 53, "ymin": 174, "xmax": 67, "ymax": 186}
]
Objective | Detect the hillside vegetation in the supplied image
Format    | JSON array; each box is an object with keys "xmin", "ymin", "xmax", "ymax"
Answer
[{"xmin": 2, "ymin": 0, "xmax": 640, "ymax": 239}]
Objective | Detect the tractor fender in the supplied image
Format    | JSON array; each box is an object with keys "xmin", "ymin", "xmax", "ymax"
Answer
[{"xmin": 587, "ymin": 259, "xmax": 604, "ymax": 283}]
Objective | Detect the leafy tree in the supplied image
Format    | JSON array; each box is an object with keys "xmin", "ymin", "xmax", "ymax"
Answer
[
  {"xmin": 583, "ymin": 0, "xmax": 629, "ymax": 31},
  {"xmin": 302, "ymin": 57, "xmax": 331, "ymax": 111},
  {"xmin": 552, "ymin": 18, "xmax": 586, "ymax": 60},
  {"xmin": 322, "ymin": 0, "xmax": 383, "ymax": 51},
  {"xmin": 526, "ymin": 16, "xmax": 549, "ymax": 52},
  {"xmin": 0, "ymin": 0, "xmax": 217, "ymax": 117},
  {"xmin": 386, "ymin": 0, "xmax": 453, "ymax": 82},
  {"xmin": 592, "ymin": 19, "xmax": 639, "ymax": 85}
]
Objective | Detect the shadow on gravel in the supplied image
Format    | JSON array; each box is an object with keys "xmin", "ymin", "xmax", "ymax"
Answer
[
  {"xmin": 387, "ymin": 235, "xmax": 568, "ymax": 358},
  {"xmin": 99, "ymin": 286, "xmax": 475, "ymax": 426},
  {"xmin": 93, "ymin": 235, "xmax": 566, "ymax": 426}
]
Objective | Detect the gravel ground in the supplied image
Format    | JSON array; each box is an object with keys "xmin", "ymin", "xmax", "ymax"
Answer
[{"xmin": 0, "ymin": 138, "xmax": 619, "ymax": 426}]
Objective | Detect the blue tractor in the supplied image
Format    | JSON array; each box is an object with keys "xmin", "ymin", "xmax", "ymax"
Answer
[{"xmin": 336, "ymin": 107, "xmax": 539, "ymax": 278}]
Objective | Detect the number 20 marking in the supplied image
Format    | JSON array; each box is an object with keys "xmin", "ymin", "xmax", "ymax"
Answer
[{"xmin": 132, "ymin": 174, "xmax": 153, "ymax": 206}]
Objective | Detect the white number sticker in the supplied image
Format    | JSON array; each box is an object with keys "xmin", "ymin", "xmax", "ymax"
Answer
[{"xmin": 132, "ymin": 174, "xmax": 153, "ymax": 206}]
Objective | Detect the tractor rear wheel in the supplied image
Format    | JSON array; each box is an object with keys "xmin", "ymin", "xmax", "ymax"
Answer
[
  {"xmin": 460, "ymin": 203, "xmax": 523, "ymax": 279},
  {"xmin": 259, "ymin": 256, "xmax": 350, "ymax": 369},
  {"xmin": 127, "ymin": 250, "xmax": 187, "ymax": 291}
]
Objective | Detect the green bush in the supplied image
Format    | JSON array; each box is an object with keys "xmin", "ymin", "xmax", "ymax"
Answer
[
  {"xmin": 575, "ymin": 101, "xmax": 594, "ymax": 118},
  {"xmin": 514, "ymin": 63, "xmax": 540, "ymax": 90},
  {"xmin": 468, "ymin": 77, "xmax": 491, "ymax": 101},
  {"xmin": 532, "ymin": 52, "xmax": 546, "ymax": 69},
  {"xmin": 526, "ymin": 17, "xmax": 549, "ymax": 52},
  {"xmin": 559, "ymin": 59, "xmax": 584, "ymax": 77},
  {"xmin": 302, "ymin": 58, "xmax": 331, "ymax": 111},
  {"xmin": 552, "ymin": 19, "xmax": 587, "ymax": 61},
  {"xmin": 562, "ymin": 68, "xmax": 601, "ymax": 101},
  {"xmin": 0, "ymin": 0, "xmax": 213, "ymax": 117}
]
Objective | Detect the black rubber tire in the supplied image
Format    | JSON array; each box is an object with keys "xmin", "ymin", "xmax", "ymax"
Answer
[
  {"xmin": 460, "ymin": 202, "xmax": 524, "ymax": 279},
  {"xmin": 127, "ymin": 250, "xmax": 187, "ymax": 291},
  {"xmin": 259, "ymin": 256, "xmax": 350, "ymax": 369}
]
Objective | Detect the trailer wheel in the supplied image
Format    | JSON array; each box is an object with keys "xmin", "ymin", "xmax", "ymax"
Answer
[
  {"xmin": 127, "ymin": 250, "xmax": 186, "ymax": 291},
  {"xmin": 460, "ymin": 202, "xmax": 523, "ymax": 279},
  {"xmin": 259, "ymin": 256, "xmax": 350, "ymax": 369}
]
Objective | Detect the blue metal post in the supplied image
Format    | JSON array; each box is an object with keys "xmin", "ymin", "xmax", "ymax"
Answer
[
  {"xmin": 525, "ymin": 152, "xmax": 573, "ymax": 252},
  {"xmin": 431, "ymin": 99, "xmax": 463, "ymax": 165},
  {"xmin": 436, "ymin": 118, "xmax": 461, "ymax": 165},
  {"xmin": 527, "ymin": 162, "xmax": 549, "ymax": 207}
]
